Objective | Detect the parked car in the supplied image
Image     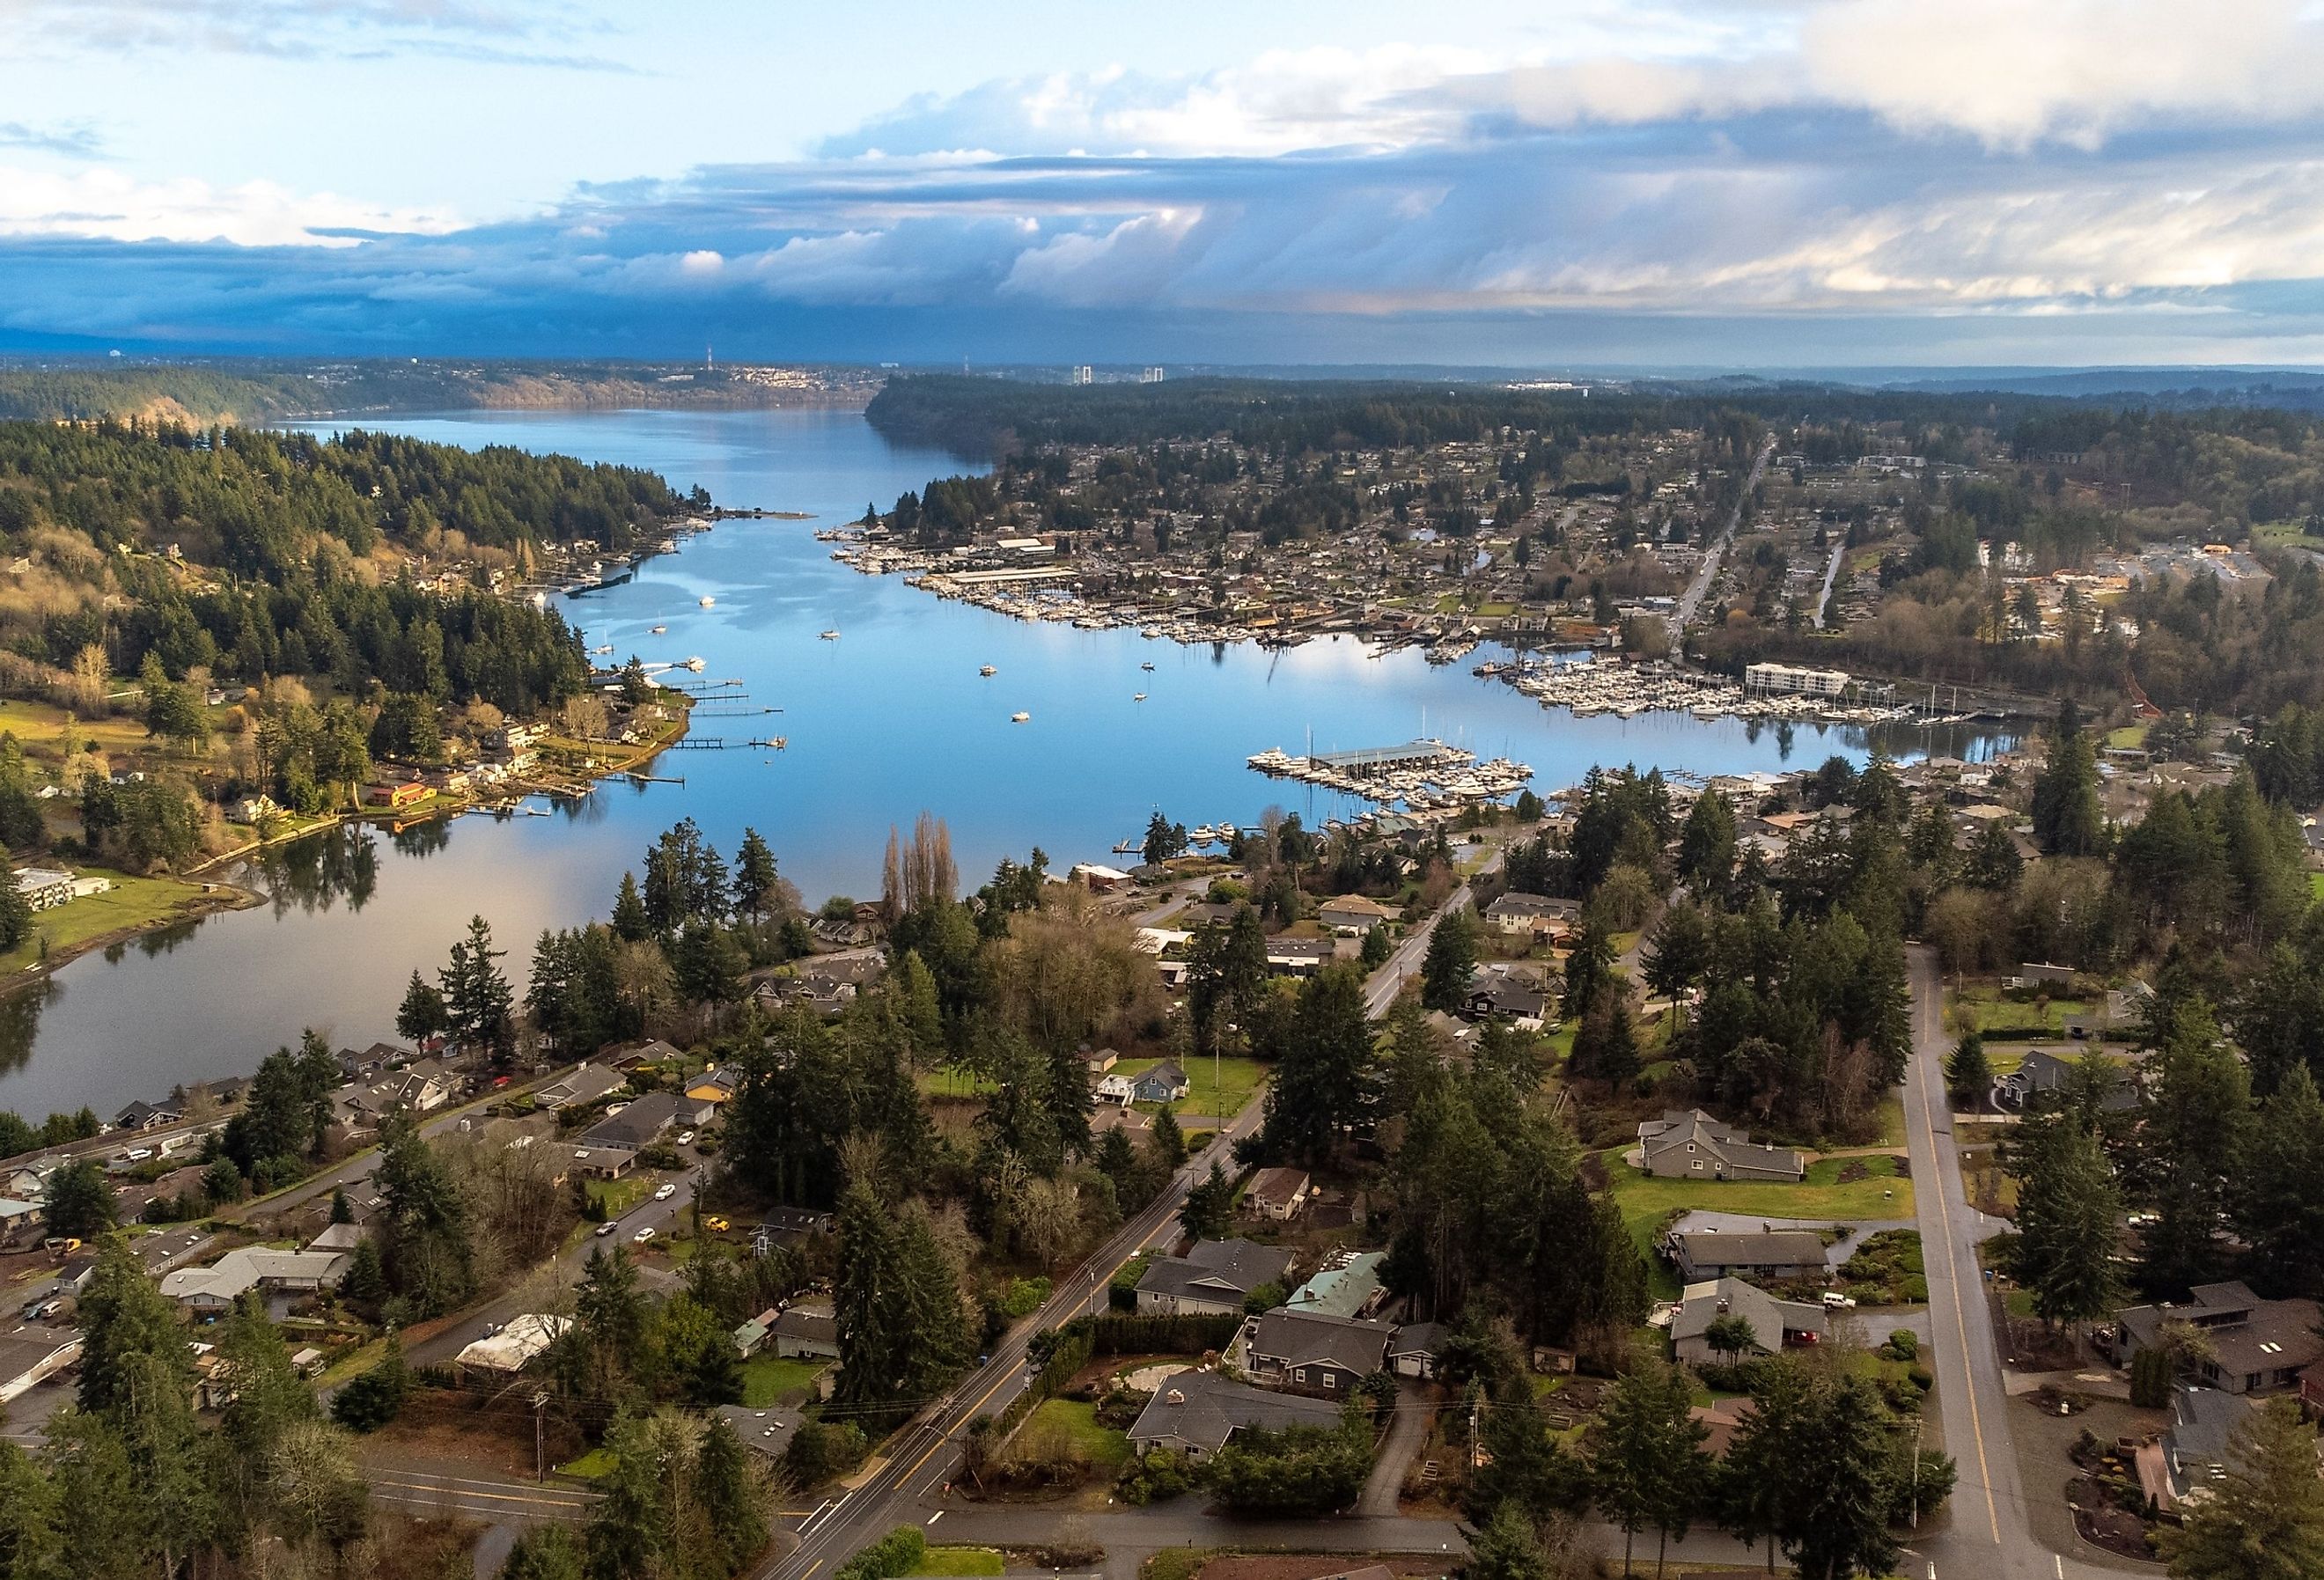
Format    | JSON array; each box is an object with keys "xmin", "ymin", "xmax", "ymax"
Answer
[
  {"xmin": 676, "ymin": 1131, "xmax": 695, "ymax": 1146},
  {"xmin": 21, "ymin": 1297, "xmax": 63, "ymax": 1320},
  {"xmin": 633, "ymin": 1225, "xmax": 657, "ymax": 1244},
  {"xmin": 653, "ymin": 1183, "xmax": 677, "ymax": 1202},
  {"xmin": 1821, "ymin": 1290, "xmax": 1857, "ymax": 1310}
]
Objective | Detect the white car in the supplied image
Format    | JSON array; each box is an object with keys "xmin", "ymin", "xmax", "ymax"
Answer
[
  {"xmin": 653, "ymin": 1183, "xmax": 677, "ymax": 1202},
  {"xmin": 676, "ymin": 1131, "xmax": 695, "ymax": 1147},
  {"xmin": 1820, "ymin": 1290, "xmax": 1857, "ymax": 1310},
  {"xmin": 633, "ymin": 1225, "xmax": 657, "ymax": 1244},
  {"xmin": 595, "ymin": 1220, "xmax": 619, "ymax": 1237}
]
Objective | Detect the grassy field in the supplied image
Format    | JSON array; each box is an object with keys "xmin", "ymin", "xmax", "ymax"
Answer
[
  {"xmin": 2105, "ymin": 724, "xmax": 2150, "ymax": 750},
  {"xmin": 918, "ymin": 1067, "xmax": 999, "ymax": 1099},
  {"xmin": 1605, "ymin": 1150, "xmax": 1915, "ymax": 1262},
  {"xmin": 0, "ymin": 870, "xmax": 218, "ymax": 976},
  {"xmin": 741, "ymin": 1353, "xmax": 827, "ymax": 1408},
  {"xmin": 1019, "ymin": 1397, "xmax": 1132, "ymax": 1472},
  {"xmin": 1121, "ymin": 1055, "xmax": 1267, "ymax": 1118},
  {"xmin": 557, "ymin": 1448, "xmax": 616, "ymax": 1480},
  {"xmin": 911, "ymin": 1549, "xmax": 1004, "ymax": 1577},
  {"xmin": 585, "ymin": 1176, "xmax": 653, "ymax": 1219},
  {"xmin": 2311, "ymin": 871, "xmax": 2324, "ymax": 901},
  {"xmin": 0, "ymin": 697, "xmax": 158, "ymax": 757},
  {"xmin": 1949, "ymin": 985, "xmax": 2094, "ymax": 1037}
]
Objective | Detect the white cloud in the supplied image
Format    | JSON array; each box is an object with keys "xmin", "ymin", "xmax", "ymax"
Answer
[{"xmin": 0, "ymin": 165, "xmax": 460, "ymax": 246}]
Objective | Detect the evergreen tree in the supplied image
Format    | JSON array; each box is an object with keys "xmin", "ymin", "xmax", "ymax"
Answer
[
  {"xmin": 1560, "ymin": 918, "xmax": 1617, "ymax": 1022},
  {"xmin": 732, "ymin": 827, "xmax": 783, "ymax": 922},
  {"xmin": 500, "ymin": 1526, "xmax": 586, "ymax": 1580},
  {"xmin": 1676, "ymin": 789, "xmax": 1737, "ymax": 893},
  {"xmin": 1789, "ymin": 1377, "xmax": 1903, "ymax": 1580},
  {"xmin": 2031, "ymin": 710, "xmax": 2107, "ymax": 857},
  {"xmin": 1590, "ymin": 1362, "xmax": 1707, "ymax": 1580},
  {"xmin": 1946, "ymin": 1032, "xmax": 1992, "ymax": 1110},
  {"xmin": 41, "ymin": 1157, "xmax": 116, "ymax": 1239},
  {"xmin": 2140, "ymin": 997, "xmax": 2249, "ymax": 1293},
  {"xmin": 1180, "ymin": 1161, "xmax": 1235, "ymax": 1241},
  {"xmin": 2232, "ymin": 1063, "xmax": 2324, "ymax": 1299},
  {"xmin": 438, "ymin": 914, "xmax": 515, "ymax": 1056},
  {"xmin": 0, "ymin": 1438, "xmax": 59, "ymax": 1580},
  {"xmin": 1460, "ymin": 1502, "xmax": 1548, "ymax": 1580},
  {"xmin": 1569, "ymin": 996, "xmax": 1641, "ymax": 1087},
  {"xmin": 394, "ymin": 969, "xmax": 449, "ymax": 1044},
  {"xmin": 695, "ymin": 1412, "xmax": 769, "ymax": 1572},
  {"xmin": 1258, "ymin": 964, "xmax": 1377, "ymax": 1166},
  {"xmin": 2159, "ymin": 1397, "xmax": 2324, "ymax": 1580},
  {"xmin": 1718, "ymin": 1355, "xmax": 1815, "ymax": 1574},
  {"xmin": 1420, "ymin": 906, "xmax": 1478, "ymax": 1013},
  {"xmin": 610, "ymin": 871, "xmax": 651, "ymax": 942},
  {"xmin": 2011, "ymin": 1120, "xmax": 2123, "ymax": 1326},
  {"xmin": 1149, "ymin": 1105, "xmax": 1187, "ymax": 1172},
  {"xmin": 74, "ymin": 1238, "xmax": 190, "ymax": 1416}
]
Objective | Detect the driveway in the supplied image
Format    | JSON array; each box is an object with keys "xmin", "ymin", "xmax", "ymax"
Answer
[{"xmin": 1358, "ymin": 1386, "xmax": 1434, "ymax": 1517}]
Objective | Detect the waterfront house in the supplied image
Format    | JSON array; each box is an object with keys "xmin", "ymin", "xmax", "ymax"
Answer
[
  {"xmin": 1670, "ymin": 1278, "xmax": 1828, "ymax": 1363},
  {"xmin": 10, "ymin": 868, "xmax": 74, "ymax": 912},
  {"xmin": 363, "ymin": 780, "xmax": 428, "ymax": 811},
  {"xmin": 1240, "ymin": 1308, "xmax": 1394, "ymax": 1396},
  {"xmin": 1132, "ymin": 1062, "xmax": 1191, "ymax": 1103},
  {"xmin": 1636, "ymin": 1110, "xmax": 1806, "ymax": 1183},
  {"xmin": 114, "ymin": 1099, "xmax": 183, "ymax": 1132},
  {"xmin": 2114, "ymin": 1282, "xmax": 2322, "ymax": 1395},
  {"xmin": 1134, "ymin": 1238, "xmax": 1293, "ymax": 1317},
  {"xmin": 1665, "ymin": 1230, "xmax": 1828, "ymax": 1283},
  {"xmin": 1128, "ymin": 1369, "xmax": 1343, "ymax": 1459}
]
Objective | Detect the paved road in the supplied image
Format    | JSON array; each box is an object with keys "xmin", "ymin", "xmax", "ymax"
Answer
[
  {"xmin": 1667, "ymin": 436, "xmax": 1776, "ymax": 636},
  {"xmin": 1357, "ymin": 1389, "xmax": 1434, "ymax": 1517},
  {"xmin": 356, "ymin": 1451, "xmax": 600, "ymax": 1525},
  {"xmin": 1362, "ymin": 849, "xmax": 1503, "ymax": 1020},
  {"xmin": 1903, "ymin": 945, "xmax": 2143, "ymax": 1580},
  {"xmin": 1811, "ymin": 534, "xmax": 1849, "ymax": 628}
]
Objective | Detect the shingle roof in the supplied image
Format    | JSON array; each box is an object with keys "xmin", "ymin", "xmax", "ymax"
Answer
[
  {"xmin": 1128, "ymin": 1368, "xmax": 1343, "ymax": 1454},
  {"xmin": 1672, "ymin": 1278, "xmax": 1827, "ymax": 1352},
  {"xmin": 1136, "ymin": 1239, "xmax": 1293, "ymax": 1303},
  {"xmin": 1670, "ymin": 1231, "xmax": 1827, "ymax": 1269},
  {"xmin": 1246, "ymin": 1308, "xmax": 1395, "ymax": 1371}
]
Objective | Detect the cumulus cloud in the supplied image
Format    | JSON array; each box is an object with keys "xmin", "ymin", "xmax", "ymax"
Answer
[
  {"xmin": 0, "ymin": 165, "xmax": 460, "ymax": 246},
  {"xmin": 0, "ymin": 0, "xmax": 627, "ymax": 68}
]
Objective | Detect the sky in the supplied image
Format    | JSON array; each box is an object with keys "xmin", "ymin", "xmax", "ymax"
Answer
[{"xmin": 8, "ymin": 0, "xmax": 2324, "ymax": 368}]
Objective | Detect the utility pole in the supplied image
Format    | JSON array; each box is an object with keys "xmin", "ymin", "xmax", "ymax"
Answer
[{"xmin": 533, "ymin": 1389, "xmax": 550, "ymax": 1478}]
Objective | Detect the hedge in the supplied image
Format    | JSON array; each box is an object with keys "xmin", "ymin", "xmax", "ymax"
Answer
[{"xmin": 1087, "ymin": 1312, "xmax": 1241, "ymax": 1356}]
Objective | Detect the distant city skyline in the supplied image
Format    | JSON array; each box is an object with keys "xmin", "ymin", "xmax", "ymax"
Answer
[{"xmin": 8, "ymin": 1, "xmax": 2324, "ymax": 365}]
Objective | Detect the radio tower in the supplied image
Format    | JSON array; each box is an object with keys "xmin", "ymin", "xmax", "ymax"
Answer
[{"xmin": 705, "ymin": 343, "xmax": 714, "ymax": 371}]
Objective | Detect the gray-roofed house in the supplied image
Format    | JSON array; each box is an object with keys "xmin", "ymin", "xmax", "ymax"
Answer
[
  {"xmin": 1670, "ymin": 1278, "xmax": 1828, "ymax": 1363},
  {"xmin": 0, "ymin": 1326, "xmax": 82, "ymax": 1405},
  {"xmin": 1242, "ymin": 1167, "xmax": 1311, "ymax": 1222},
  {"xmin": 1131, "ymin": 1062, "xmax": 1191, "ymax": 1104},
  {"xmin": 718, "ymin": 1404, "xmax": 805, "ymax": 1462},
  {"xmin": 1127, "ymin": 1368, "xmax": 1344, "ymax": 1459},
  {"xmin": 2154, "ymin": 1388, "xmax": 2247, "ymax": 1510},
  {"xmin": 159, "ymin": 1248, "xmax": 350, "ymax": 1315},
  {"xmin": 1666, "ymin": 1230, "xmax": 1828, "ymax": 1283},
  {"xmin": 772, "ymin": 1297, "xmax": 839, "ymax": 1360},
  {"xmin": 1636, "ymin": 1110, "xmax": 1806, "ymax": 1184},
  {"xmin": 580, "ymin": 1091, "xmax": 681, "ymax": 1154},
  {"xmin": 2115, "ymin": 1282, "xmax": 2322, "ymax": 1395},
  {"xmin": 1136, "ymin": 1238, "xmax": 1294, "ymax": 1317},
  {"xmin": 1389, "ymin": 1322, "xmax": 1447, "ymax": 1380},
  {"xmin": 537, "ymin": 1063, "xmax": 629, "ymax": 1112},
  {"xmin": 1241, "ymin": 1308, "xmax": 1394, "ymax": 1396}
]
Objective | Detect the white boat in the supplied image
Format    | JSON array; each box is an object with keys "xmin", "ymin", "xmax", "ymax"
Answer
[
  {"xmin": 1190, "ymin": 825, "xmax": 1217, "ymax": 842},
  {"xmin": 698, "ymin": 595, "xmax": 716, "ymax": 607},
  {"xmin": 1133, "ymin": 692, "xmax": 1147, "ymax": 702},
  {"xmin": 684, "ymin": 657, "xmax": 706, "ymax": 672},
  {"xmin": 650, "ymin": 624, "xmax": 666, "ymax": 635},
  {"xmin": 592, "ymin": 643, "xmax": 612, "ymax": 655},
  {"xmin": 980, "ymin": 665, "xmax": 997, "ymax": 676},
  {"xmin": 820, "ymin": 629, "xmax": 841, "ymax": 641},
  {"xmin": 1216, "ymin": 822, "xmax": 1238, "ymax": 840},
  {"xmin": 1010, "ymin": 711, "xmax": 1030, "ymax": 724},
  {"xmin": 1113, "ymin": 838, "xmax": 1140, "ymax": 854},
  {"xmin": 1141, "ymin": 661, "xmax": 1156, "ymax": 672}
]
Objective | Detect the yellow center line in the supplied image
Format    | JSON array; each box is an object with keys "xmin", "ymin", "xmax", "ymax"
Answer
[{"xmin": 1917, "ymin": 968, "xmax": 2003, "ymax": 1546}]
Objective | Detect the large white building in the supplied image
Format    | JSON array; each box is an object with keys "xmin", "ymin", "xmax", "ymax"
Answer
[{"xmin": 1744, "ymin": 662, "xmax": 1851, "ymax": 699}]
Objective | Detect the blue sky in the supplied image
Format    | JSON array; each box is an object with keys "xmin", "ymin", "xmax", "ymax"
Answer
[{"xmin": 8, "ymin": 0, "xmax": 2324, "ymax": 367}]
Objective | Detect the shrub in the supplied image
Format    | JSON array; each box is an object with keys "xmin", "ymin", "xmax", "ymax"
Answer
[
  {"xmin": 784, "ymin": 1419, "xmax": 870, "ymax": 1488},
  {"xmin": 836, "ymin": 1526, "xmax": 925, "ymax": 1580},
  {"xmin": 331, "ymin": 1346, "xmax": 408, "ymax": 1433},
  {"xmin": 1885, "ymin": 1329, "xmax": 1920, "ymax": 1362},
  {"xmin": 1118, "ymin": 1448, "xmax": 1198, "ymax": 1505}
]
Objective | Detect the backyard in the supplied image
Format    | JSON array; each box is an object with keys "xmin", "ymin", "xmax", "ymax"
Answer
[
  {"xmin": 1947, "ymin": 984, "xmax": 2097, "ymax": 1039},
  {"xmin": 741, "ymin": 1354, "xmax": 828, "ymax": 1408},
  {"xmin": 1605, "ymin": 1149, "xmax": 1916, "ymax": 1266},
  {"xmin": 0, "ymin": 870, "xmax": 223, "ymax": 976},
  {"xmin": 1117, "ymin": 1055, "xmax": 1268, "ymax": 1119}
]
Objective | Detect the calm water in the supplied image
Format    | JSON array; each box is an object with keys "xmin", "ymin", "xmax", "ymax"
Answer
[{"xmin": 0, "ymin": 408, "xmax": 1979, "ymax": 1119}]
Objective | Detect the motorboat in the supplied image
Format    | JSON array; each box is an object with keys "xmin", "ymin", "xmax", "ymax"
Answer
[
  {"xmin": 1140, "ymin": 661, "xmax": 1156, "ymax": 671},
  {"xmin": 820, "ymin": 629, "xmax": 841, "ymax": 640},
  {"xmin": 1133, "ymin": 692, "xmax": 1147, "ymax": 702},
  {"xmin": 684, "ymin": 657, "xmax": 707, "ymax": 672},
  {"xmin": 980, "ymin": 665, "xmax": 997, "ymax": 676},
  {"xmin": 650, "ymin": 624, "xmax": 666, "ymax": 635},
  {"xmin": 1010, "ymin": 711, "xmax": 1030, "ymax": 724}
]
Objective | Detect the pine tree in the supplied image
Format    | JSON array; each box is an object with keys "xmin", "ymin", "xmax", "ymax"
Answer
[
  {"xmin": 76, "ymin": 1238, "xmax": 191, "ymax": 1415},
  {"xmin": 1676, "ymin": 790, "xmax": 1736, "ymax": 893},
  {"xmin": 1591, "ymin": 1361, "xmax": 1707, "ymax": 1580},
  {"xmin": 1719, "ymin": 1355, "xmax": 1814, "ymax": 1573},
  {"xmin": 2012, "ymin": 1120, "xmax": 2123, "ymax": 1327},
  {"xmin": 1946, "ymin": 1031, "xmax": 1992, "ymax": 1110},
  {"xmin": 439, "ymin": 914, "xmax": 515, "ymax": 1056},
  {"xmin": 1790, "ymin": 1377, "xmax": 1903, "ymax": 1580},
  {"xmin": 695, "ymin": 1413, "xmax": 769, "ymax": 1572},
  {"xmin": 1460, "ymin": 1502, "xmax": 1548, "ymax": 1580},
  {"xmin": 1180, "ymin": 1161, "xmax": 1234, "ymax": 1241},
  {"xmin": 732, "ymin": 827, "xmax": 783, "ymax": 922},
  {"xmin": 395, "ymin": 969, "xmax": 448, "ymax": 1044},
  {"xmin": 1420, "ymin": 906, "xmax": 1478, "ymax": 1013},
  {"xmin": 2140, "ymin": 997, "xmax": 2249, "ymax": 1293},
  {"xmin": 2232, "ymin": 1063, "xmax": 2324, "ymax": 1299},
  {"xmin": 1148, "ymin": 1106, "xmax": 1187, "ymax": 1172},
  {"xmin": 833, "ymin": 1181, "xmax": 907, "ymax": 1405},
  {"xmin": 2159, "ymin": 1397, "xmax": 2324, "ymax": 1580},
  {"xmin": 610, "ymin": 871, "xmax": 651, "ymax": 942},
  {"xmin": 1560, "ymin": 919, "xmax": 1617, "ymax": 1022}
]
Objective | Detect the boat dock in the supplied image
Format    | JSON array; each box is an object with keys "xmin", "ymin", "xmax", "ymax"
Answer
[{"xmin": 1247, "ymin": 738, "xmax": 1532, "ymax": 812}]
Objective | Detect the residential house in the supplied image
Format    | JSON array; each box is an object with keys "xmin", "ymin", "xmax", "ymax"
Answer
[
  {"xmin": 114, "ymin": 1099, "xmax": 184, "ymax": 1133},
  {"xmin": 1316, "ymin": 894, "xmax": 1396, "ymax": 935},
  {"xmin": 1135, "ymin": 1238, "xmax": 1294, "ymax": 1317},
  {"xmin": 772, "ymin": 1297, "xmax": 839, "ymax": 1360},
  {"xmin": 1636, "ymin": 1110, "xmax": 1806, "ymax": 1183},
  {"xmin": 1689, "ymin": 1397, "xmax": 1757, "ymax": 1459},
  {"xmin": 363, "ymin": 780, "xmax": 428, "ymax": 811},
  {"xmin": 159, "ymin": 1248, "xmax": 350, "ymax": 1314},
  {"xmin": 453, "ymin": 1314, "xmax": 570, "ymax": 1378},
  {"xmin": 1665, "ymin": 1230, "xmax": 1828, "ymax": 1283},
  {"xmin": 2300, "ymin": 1360, "xmax": 2324, "ymax": 1417},
  {"xmin": 1127, "ymin": 1368, "xmax": 1344, "ymax": 1459},
  {"xmin": 537, "ymin": 1062, "xmax": 629, "ymax": 1112},
  {"xmin": 1995, "ymin": 1048, "xmax": 2144, "ymax": 1113},
  {"xmin": 1464, "ymin": 964, "xmax": 1548, "ymax": 1023},
  {"xmin": 1240, "ymin": 1308, "xmax": 1394, "ymax": 1396},
  {"xmin": 1388, "ymin": 1322, "xmax": 1446, "ymax": 1380},
  {"xmin": 0, "ymin": 1196, "xmax": 40, "ymax": 1246},
  {"xmin": 2114, "ymin": 1282, "xmax": 2323, "ymax": 1395},
  {"xmin": 0, "ymin": 1326, "xmax": 83, "ymax": 1405},
  {"xmin": 1094, "ymin": 1073, "xmax": 1137, "ymax": 1106},
  {"xmin": 1132, "ymin": 1062, "xmax": 1191, "ymax": 1104},
  {"xmin": 1284, "ymin": 1250, "xmax": 1386, "ymax": 1319},
  {"xmin": 732, "ymin": 1310, "xmax": 773, "ymax": 1359},
  {"xmin": 11, "ymin": 868, "xmax": 74, "ymax": 912},
  {"xmin": 718, "ymin": 1405, "xmax": 804, "ymax": 1462},
  {"xmin": 1482, "ymin": 892, "xmax": 1578, "ymax": 936},
  {"xmin": 577, "ymin": 1091, "xmax": 682, "ymax": 1165},
  {"xmin": 1242, "ymin": 1167, "xmax": 1311, "ymax": 1222},
  {"xmin": 1084, "ymin": 1047, "xmax": 1120, "ymax": 1076},
  {"xmin": 305, "ymin": 1223, "xmax": 364, "ymax": 1255},
  {"xmin": 2143, "ymin": 1388, "xmax": 2249, "ymax": 1511},
  {"xmin": 1670, "ymin": 1278, "xmax": 1828, "ymax": 1363},
  {"xmin": 1264, "ymin": 937, "xmax": 1339, "ymax": 977},
  {"xmin": 684, "ymin": 1066, "xmax": 739, "ymax": 1107}
]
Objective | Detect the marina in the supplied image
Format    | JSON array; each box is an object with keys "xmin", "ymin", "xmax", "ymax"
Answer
[
  {"xmin": 1474, "ymin": 654, "xmax": 1920, "ymax": 726},
  {"xmin": 1247, "ymin": 737, "xmax": 1533, "ymax": 812}
]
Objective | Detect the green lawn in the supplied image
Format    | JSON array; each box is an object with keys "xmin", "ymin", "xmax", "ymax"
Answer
[
  {"xmin": 1120, "ymin": 1055, "xmax": 1267, "ymax": 1118},
  {"xmin": 2105, "ymin": 724, "xmax": 2150, "ymax": 750},
  {"xmin": 1605, "ymin": 1150, "xmax": 1915, "ymax": 1261},
  {"xmin": 741, "ymin": 1353, "xmax": 827, "ymax": 1408},
  {"xmin": 558, "ymin": 1448, "xmax": 617, "ymax": 1480},
  {"xmin": 1019, "ymin": 1398, "xmax": 1132, "ymax": 1472},
  {"xmin": 585, "ymin": 1176, "xmax": 652, "ymax": 1219},
  {"xmin": 0, "ymin": 871, "xmax": 217, "ymax": 975},
  {"xmin": 919, "ymin": 1067, "xmax": 999, "ymax": 1099},
  {"xmin": 1950, "ymin": 985, "xmax": 2094, "ymax": 1037},
  {"xmin": 911, "ymin": 1549, "xmax": 1004, "ymax": 1577},
  {"xmin": 2310, "ymin": 871, "xmax": 2324, "ymax": 901}
]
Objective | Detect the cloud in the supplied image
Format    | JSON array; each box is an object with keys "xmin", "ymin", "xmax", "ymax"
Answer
[
  {"xmin": 0, "ymin": 165, "xmax": 461, "ymax": 246},
  {"xmin": 0, "ymin": 121, "xmax": 103, "ymax": 158},
  {"xmin": 0, "ymin": 0, "xmax": 629, "ymax": 69}
]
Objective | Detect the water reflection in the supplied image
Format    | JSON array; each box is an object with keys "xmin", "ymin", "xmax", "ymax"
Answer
[
  {"xmin": 254, "ymin": 825, "xmax": 382, "ymax": 917},
  {"xmin": 0, "ymin": 983, "xmax": 57, "ymax": 1081}
]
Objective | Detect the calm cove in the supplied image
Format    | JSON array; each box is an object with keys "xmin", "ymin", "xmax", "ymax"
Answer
[{"xmin": 0, "ymin": 408, "xmax": 1979, "ymax": 1119}]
